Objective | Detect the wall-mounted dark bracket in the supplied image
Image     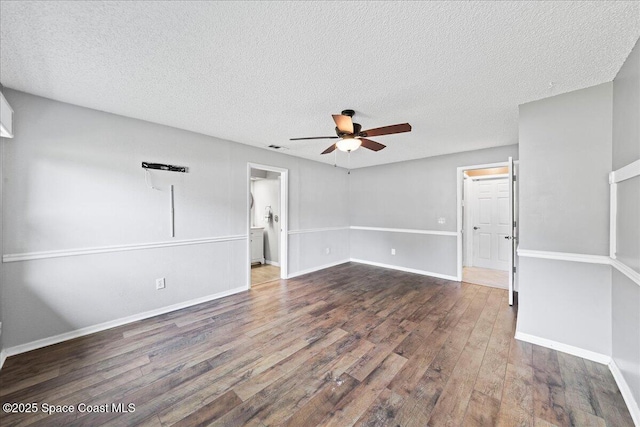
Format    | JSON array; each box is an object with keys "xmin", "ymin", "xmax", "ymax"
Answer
[{"xmin": 142, "ymin": 162, "xmax": 188, "ymax": 173}]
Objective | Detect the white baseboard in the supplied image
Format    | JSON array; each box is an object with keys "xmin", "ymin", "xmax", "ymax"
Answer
[
  {"xmin": 514, "ymin": 331, "xmax": 611, "ymax": 365},
  {"xmin": 265, "ymin": 260, "xmax": 280, "ymax": 267},
  {"xmin": 609, "ymin": 358, "xmax": 640, "ymax": 426},
  {"xmin": 350, "ymin": 258, "xmax": 458, "ymax": 282},
  {"xmin": 287, "ymin": 259, "xmax": 350, "ymax": 279},
  {"xmin": 0, "ymin": 350, "xmax": 6, "ymax": 372},
  {"xmin": 2, "ymin": 286, "xmax": 249, "ymax": 359}
]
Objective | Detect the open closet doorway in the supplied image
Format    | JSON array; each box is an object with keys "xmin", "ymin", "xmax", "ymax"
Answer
[
  {"xmin": 247, "ymin": 163, "xmax": 288, "ymax": 288},
  {"xmin": 457, "ymin": 158, "xmax": 518, "ymax": 305}
]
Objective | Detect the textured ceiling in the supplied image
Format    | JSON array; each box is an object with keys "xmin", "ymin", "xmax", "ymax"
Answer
[{"xmin": 1, "ymin": 1, "xmax": 639, "ymax": 169}]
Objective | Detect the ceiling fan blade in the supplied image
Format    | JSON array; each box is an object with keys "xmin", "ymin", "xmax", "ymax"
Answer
[
  {"xmin": 289, "ymin": 136, "xmax": 340, "ymax": 140},
  {"xmin": 321, "ymin": 144, "xmax": 337, "ymax": 154},
  {"xmin": 360, "ymin": 123, "xmax": 411, "ymax": 137},
  {"xmin": 332, "ymin": 114, "xmax": 354, "ymax": 134},
  {"xmin": 359, "ymin": 138, "xmax": 386, "ymax": 151}
]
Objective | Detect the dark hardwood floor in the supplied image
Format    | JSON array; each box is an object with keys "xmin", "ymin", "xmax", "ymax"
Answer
[{"xmin": 0, "ymin": 262, "xmax": 633, "ymax": 426}]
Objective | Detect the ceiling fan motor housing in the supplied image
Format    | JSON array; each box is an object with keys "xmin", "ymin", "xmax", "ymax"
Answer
[{"xmin": 336, "ymin": 122, "xmax": 362, "ymax": 137}]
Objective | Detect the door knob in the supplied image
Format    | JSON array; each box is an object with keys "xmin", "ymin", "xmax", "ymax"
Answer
[
  {"xmin": 473, "ymin": 226, "xmax": 480, "ymax": 230},
  {"xmin": 504, "ymin": 236, "xmax": 512, "ymax": 240}
]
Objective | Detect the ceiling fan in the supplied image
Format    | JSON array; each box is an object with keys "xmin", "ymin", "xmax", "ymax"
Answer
[{"xmin": 290, "ymin": 110, "xmax": 411, "ymax": 154}]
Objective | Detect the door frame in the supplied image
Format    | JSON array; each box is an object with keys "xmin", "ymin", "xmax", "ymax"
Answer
[
  {"xmin": 457, "ymin": 161, "xmax": 509, "ymax": 280},
  {"xmin": 247, "ymin": 163, "xmax": 289, "ymax": 288},
  {"xmin": 457, "ymin": 161, "xmax": 517, "ymax": 302}
]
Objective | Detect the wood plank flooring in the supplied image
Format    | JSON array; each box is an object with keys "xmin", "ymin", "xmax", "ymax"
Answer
[
  {"xmin": 251, "ymin": 264, "xmax": 280, "ymax": 286},
  {"xmin": 0, "ymin": 262, "xmax": 633, "ymax": 426},
  {"xmin": 463, "ymin": 267, "xmax": 509, "ymax": 289}
]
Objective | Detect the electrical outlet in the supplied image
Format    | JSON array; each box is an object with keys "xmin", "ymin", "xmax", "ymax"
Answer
[
  {"xmin": 325, "ymin": 247, "xmax": 331, "ymax": 255},
  {"xmin": 391, "ymin": 248, "xmax": 396, "ymax": 255},
  {"xmin": 156, "ymin": 278, "xmax": 166, "ymax": 290},
  {"xmin": 438, "ymin": 217, "xmax": 446, "ymax": 224}
]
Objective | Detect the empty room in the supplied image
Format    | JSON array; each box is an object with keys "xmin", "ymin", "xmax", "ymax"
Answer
[{"xmin": 0, "ymin": 1, "xmax": 639, "ymax": 426}]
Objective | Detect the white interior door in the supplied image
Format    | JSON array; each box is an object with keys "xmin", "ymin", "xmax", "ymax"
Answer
[{"xmin": 472, "ymin": 177, "xmax": 510, "ymax": 271}]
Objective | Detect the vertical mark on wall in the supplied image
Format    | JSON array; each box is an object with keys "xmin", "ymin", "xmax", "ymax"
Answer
[{"xmin": 170, "ymin": 184, "xmax": 175, "ymax": 237}]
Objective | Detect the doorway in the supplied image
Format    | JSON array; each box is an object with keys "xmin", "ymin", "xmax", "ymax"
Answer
[
  {"xmin": 457, "ymin": 159, "xmax": 518, "ymax": 305},
  {"xmin": 247, "ymin": 163, "xmax": 288, "ymax": 288}
]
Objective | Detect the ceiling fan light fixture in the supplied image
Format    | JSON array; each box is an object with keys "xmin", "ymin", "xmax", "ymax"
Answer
[{"xmin": 336, "ymin": 137, "xmax": 361, "ymax": 152}]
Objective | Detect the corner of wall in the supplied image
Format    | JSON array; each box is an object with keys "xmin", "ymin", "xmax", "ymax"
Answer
[
  {"xmin": 610, "ymin": 35, "xmax": 640, "ymax": 426},
  {"xmin": 610, "ymin": 356, "xmax": 640, "ymax": 426},
  {"xmin": 0, "ymin": 128, "xmax": 5, "ymax": 370}
]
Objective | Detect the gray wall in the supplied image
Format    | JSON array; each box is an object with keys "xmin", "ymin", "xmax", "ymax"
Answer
[
  {"xmin": 613, "ymin": 38, "xmax": 640, "ymax": 171},
  {"xmin": 612, "ymin": 270, "xmax": 640, "ymax": 412},
  {"xmin": 617, "ymin": 177, "xmax": 640, "ymax": 271},
  {"xmin": 517, "ymin": 41, "xmax": 640, "ymax": 415},
  {"xmin": 519, "ymin": 83, "xmax": 613, "ymax": 255},
  {"xmin": 349, "ymin": 145, "xmax": 518, "ymax": 277},
  {"xmin": 0, "ymin": 89, "xmax": 350, "ymax": 349},
  {"xmin": 0, "ymin": 89, "xmax": 517, "ymax": 351},
  {"xmin": 612, "ymin": 37, "xmax": 640, "ymax": 413},
  {"xmin": 518, "ymin": 257, "xmax": 612, "ymax": 355},
  {"xmin": 518, "ymin": 83, "xmax": 613, "ymax": 356}
]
